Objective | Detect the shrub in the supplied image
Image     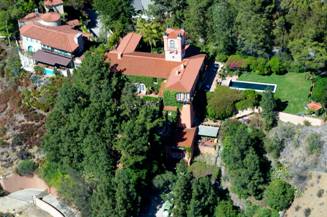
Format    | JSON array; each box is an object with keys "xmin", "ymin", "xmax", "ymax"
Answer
[
  {"xmin": 265, "ymin": 137, "xmax": 285, "ymax": 159},
  {"xmin": 226, "ymin": 55, "xmax": 249, "ymax": 71},
  {"xmin": 304, "ymin": 208, "xmax": 311, "ymax": 217},
  {"xmin": 207, "ymin": 86, "xmax": 243, "ymax": 120},
  {"xmin": 264, "ymin": 179, "xmax": 295, "ymax": 211},
  {"xmin": 16, "ymin": 159, "xmax": 38, "ymax": 176},
  {"xmin": 306, "ymin": 133, "xmax": 322, "ymax": 155},
  {"xmin": 251, "ymin": 57, "xmax": 270, "ymax": 75},
  {"xmin": 311, "ymin": 77, "xmax": 327, "ymax": 107},
  {"xmin": 214, "ymin": 200, "xmax": 239, "ymax": 217},
  {"xmin": 235, "ymin": 90, "xmax": 259, "ymax": 111},
  {"xmin": 269, "ymin": 56, "xmax": 285, "ymax": 75}
]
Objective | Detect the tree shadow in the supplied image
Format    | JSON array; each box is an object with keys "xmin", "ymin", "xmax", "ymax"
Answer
[{"xmin": 275, "ymin": 98, "xmax": 288, "ymax": 111}]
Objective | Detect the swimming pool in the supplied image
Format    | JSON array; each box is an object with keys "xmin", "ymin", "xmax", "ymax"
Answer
[
  {"xmin": 229, "ymin": 80, "xmax": 277, "ymax": 93},
  {"xmin": 43, "ymin": 68, "xmax": 55, "ymax": 76}
]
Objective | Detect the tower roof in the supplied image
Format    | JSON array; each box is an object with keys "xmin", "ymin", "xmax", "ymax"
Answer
[{"xmin": 165, "ymin": 28, "xmax": 186, "ymax": 39}]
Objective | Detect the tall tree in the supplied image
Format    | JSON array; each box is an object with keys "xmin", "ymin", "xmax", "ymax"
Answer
[
  {"xmin": 184, "ymin": 0, "xmax": 214, "ymax": 45},
  {"xmin": 149, "ymin": 0, "xmax": 187, "ymax": 27},
  {"xmin": 93, "ymin": 0, "xmax": 134, "ymax": 35},
  {"xmin": 136, "ymin": 18, "xmax": 164, "ymax": 50},
  {"xmin": 260, "ymin": 91, "xmax": 276, "ymax": 130},
  {"xmin": 235, "ymin": 0, "xmax": 273, "ymax": 56},
  {"xmin": 172, "ymin": 161, "xmax": 192, "ymax": 217},
  {"xmin": 187, "ymin": 176, "xmax": 217, "ymax": 217},
  {"xmin": 209, "ymin": 0, "xmax": 236, "ymax": 56}
]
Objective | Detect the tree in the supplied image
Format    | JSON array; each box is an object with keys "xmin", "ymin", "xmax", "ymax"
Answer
[
  {"xmin": 16, "ymin": 160, "xmax": 38, "ymax": 176},
  {"xmin": 187, "ymin": 176, "xmax": 217, "ymax": 217},
  {"xmin": 184, "ymin": 0, "xmax": 213, "ymax": 45},
  {"xmin": 172, "ymin": 161, "xmax": 192, "ymax": 217},
  {"xmin": 0, "ymin": 0, "xmax": 36, "ymax": 37},
  {"xmin": 93, "ymin": 0, "xmax": 134, "ymax": 35},
  {"xmin": 260, "ymin": 91, "xmax": 276, "ymax": 130},
  {"xmin": 311, "ymin": 77, "xmax": 327, "ymax": 107},
  {"xmin": 207, "ymin": 86, "xmax": 243, "ymax": 120},
  {"xmin": 264, "ymin": 179, "xmax": 295, "ymax": 211},
  {"xmin": 209, "ymin": 0, "xmax": 236, "ymax": 56},
  {"xmin": 235, "ymin": 0, "xmax": 273, "ymax": 56},
  {"xmin": 91, "ymin": 179, "xmax": 116, "ymax": 217},
  {"xmin": 136, "ymin": 18, "xmax": 164, "ymax": 50},
  {"xmin": 149, "ymin": 0, "xmax": 187, "ymax": 26},
  {"xmin": 288, "ymin": 39, "xmax": 327, "ymax": 73},
  {"xmin": 115, "ymin": 169, "xmax": 141, "ymax": 217},
  {"xmin": 269, "ymin": 56, "xmax": 285, "ymax": 75},
  {"xmin": 221, "ymin": 121, "xmax": 268, "ymax": 198},
  {"xmin": 215, "ymin": 200, "xmax": 239, "ymax": 217}
]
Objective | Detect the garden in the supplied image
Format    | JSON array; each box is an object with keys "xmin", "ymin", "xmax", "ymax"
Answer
[{"xmin": 223, "ymin": 54, "xmax": 326, "ymax": 115}]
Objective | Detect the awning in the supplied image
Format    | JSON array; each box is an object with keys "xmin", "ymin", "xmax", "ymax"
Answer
[
  {"xmin": 198, "ymin": 125, "xmax": 219, "ymax": 138},
  {"xmin": 33, "ymin": 50, "xmax": 72, "ymax": 67}
]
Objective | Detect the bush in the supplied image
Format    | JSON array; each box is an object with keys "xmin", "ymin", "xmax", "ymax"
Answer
[
  {"xmin": 311, "ymin": 77, "xmax": 327, "ymax": 107},
  {"xmin": 264, "ymin": 179, "xmax": 295, "ymax": 211},
  {"xmin": 207, "ymin": 86, "xmax": 243, "ymax": 120},
  {"xmin": 235, "ymin": 90, "xmax": 259, "ymax": 111},
  {"xmin": 251, "ymin": 57, "xmax": 270, "ymax": 75},
  {"xmin": 269, "ymin": 56, "xmax": 285, "ymax": 75},
  {"xmin": 264, "ymin": 137, "xmax": 284, "ymax": 159},
  {"xmin": 306, "ymin": 133, "xmax": 322, "ymax": 155},
  {"xmin": 226, "ymin": 55, "xmax": 249, "ymax": 71},
  {"xmin": 16, "ymin": 159, "xmax": 38, "ymax": 176},
  {"xmin": 214, "ymin": 200, "xmax": 239, "ymax": 217}
]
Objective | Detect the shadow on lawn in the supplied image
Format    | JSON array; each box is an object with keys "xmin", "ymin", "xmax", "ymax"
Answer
[{"xmin": 276, "ymin": 98, "xmax": 288, "ymax": 111}]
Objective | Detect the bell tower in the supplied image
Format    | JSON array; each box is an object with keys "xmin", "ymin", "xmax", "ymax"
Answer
[{"xmin": 163, "ymin": 28, "xmax": 186, "ymax": 62}]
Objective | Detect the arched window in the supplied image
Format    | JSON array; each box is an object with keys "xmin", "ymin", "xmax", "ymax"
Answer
[
  {"xmin": 27, "ymin": 46, "xmax": 33, "ymax": 52},
  {"xmin": 169, "ymin": 40, "xmax": 176, "ymax": 49}
]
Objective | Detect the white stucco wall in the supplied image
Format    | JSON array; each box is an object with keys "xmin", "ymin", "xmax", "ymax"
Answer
[
  {"xmin": 21, "ymin": 36, "xmax": 42, "ymax": 52},
  {"xmin": 45, "ymin": 5, "xmax": 64, "ymax": 14}
]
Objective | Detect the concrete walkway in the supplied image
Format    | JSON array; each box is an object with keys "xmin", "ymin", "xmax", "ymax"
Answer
[{"xmin": 0, "ymin": 188, "xmax": 50, "ymax": 217}]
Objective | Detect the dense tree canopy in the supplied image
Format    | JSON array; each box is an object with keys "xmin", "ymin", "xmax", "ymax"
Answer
[
  {"xmin": 264, "ymin": 179, "xmax": 295, "ymax": 211},
  {"xmin": 221, "ymin": 120, "xmax": 269, "ymax": 198},
  {"xmin": 42, "ymin": 49, "xmax": 164, "ymax": 217}
]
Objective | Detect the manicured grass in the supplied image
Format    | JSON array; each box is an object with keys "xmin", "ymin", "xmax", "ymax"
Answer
[{"xmin": 239, "ymin": 72, "xmax": 311, "ymax": 114}]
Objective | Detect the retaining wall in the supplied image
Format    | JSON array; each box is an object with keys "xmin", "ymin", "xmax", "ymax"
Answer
[
  {"xmin": 278, "ymin": 112, "xmax": 324, "ymax": 126},
  {"xmin": 33, "ymin": 196, "xmax": 64, "ymax": 217}
]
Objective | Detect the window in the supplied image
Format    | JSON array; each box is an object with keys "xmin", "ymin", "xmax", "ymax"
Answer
[{"xmin": 169, "ymin": 40, "xmax": 176, "ymax": 49}]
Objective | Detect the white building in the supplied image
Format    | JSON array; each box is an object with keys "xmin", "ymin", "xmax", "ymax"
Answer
[{"xmin": 18, "ymin": 12, "xmax": 85, "ymax": 76}]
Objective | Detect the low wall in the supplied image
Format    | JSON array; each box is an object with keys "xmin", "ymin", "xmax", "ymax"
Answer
[
  {"xmin": 278, "ymin": 112, "xmax": 324, "ymax": 126},
  {"xmin": 33, "ymin": 196, "xmax": 64, "ymax": 217}
]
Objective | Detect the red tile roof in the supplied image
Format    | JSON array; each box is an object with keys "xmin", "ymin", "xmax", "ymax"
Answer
[
  {"xmin": 106, "ymin": 32, "xmax": 205, "ymax": 93},
  {"xmin": 40, "ymin": 12, "xmax": 60, "ymax": 22},
  {"xmin": 44, "ymin": 0, "xmax": 63, "ymax": 6},
  {"xmin": 307, "ymin": 102, "xmax": 322, "ymax": 111},
  {"xmin": 165, "ymin": 28, "xmax": 186, "ymax": 39},
  {"xmin": 20, "ymin": 24, "xmax": 80, "ymax": 52},
  {"xmin": 19, "ymin": 13, "xmax": 38, "ymax": 22},
  {"xmin": 176, "ymin": 127, "xmax": 197, "ymax": 148},
  {"xmin": 108, "ymin": 51, "xmax": 179, "ymax": 78},
  {"xmin": 117, "ymin": 32, "xmax": 142, "ymax": 54}
]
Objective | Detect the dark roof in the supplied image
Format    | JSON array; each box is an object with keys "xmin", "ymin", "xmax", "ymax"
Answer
[{"xmin": 33, "ymin": 50, "xmax": 72, "ymax": 66}]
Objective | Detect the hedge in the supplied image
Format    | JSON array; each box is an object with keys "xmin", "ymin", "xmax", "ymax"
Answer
[{"xmin": 163, "ymin": 90, "xmax": 180, "ymax": 107}]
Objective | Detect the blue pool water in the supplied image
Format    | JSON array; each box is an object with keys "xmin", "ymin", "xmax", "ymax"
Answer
[
  {"xmin": 230, "ymin": 80, "xmax": 277, "ymax": 93},
  {"xmin": 43, "ymin": 68, "xmax": 55, "ymax": 76}
]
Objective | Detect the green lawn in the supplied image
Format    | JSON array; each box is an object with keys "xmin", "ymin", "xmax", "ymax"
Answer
[{"xmin": 239, "ymin": 72, "xmax": 311, "ymax": 114}]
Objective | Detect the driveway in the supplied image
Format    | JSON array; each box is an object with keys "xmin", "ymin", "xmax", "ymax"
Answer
[{"xmin": 0, "ymin": 188, "xmax": 45, "ymax": 214}]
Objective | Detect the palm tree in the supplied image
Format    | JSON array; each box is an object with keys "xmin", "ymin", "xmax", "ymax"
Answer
[{"xmin": 136, "ymin": 18, "xmax": 163, "ymax": 50}]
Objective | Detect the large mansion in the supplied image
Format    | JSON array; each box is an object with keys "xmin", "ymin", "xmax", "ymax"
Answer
[
  {"xmin": 107, "ymin": 28, "xmax": 207, "ymax": 156},
  {"xmin": 18, "ymin": 0, "xmax": 85, "ymax": 76}
]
